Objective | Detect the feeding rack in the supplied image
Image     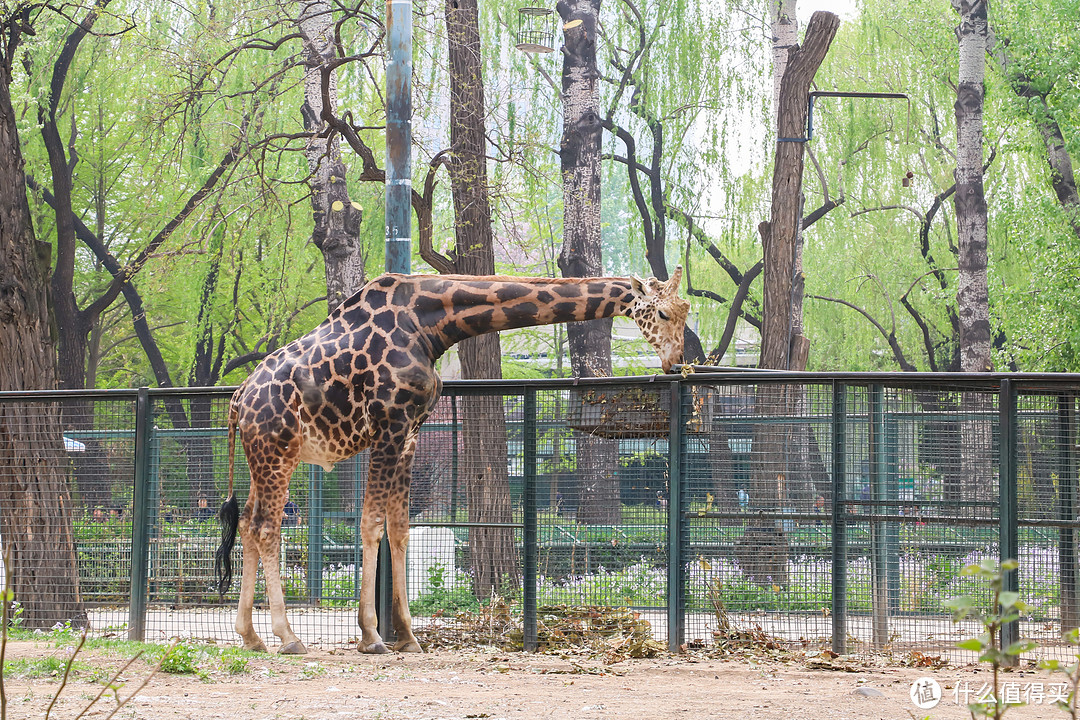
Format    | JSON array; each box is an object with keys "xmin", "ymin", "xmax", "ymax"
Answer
[
  {"xmin": 567, "ymin": 386, "xmax": 712, "ymax": 439},
  {"xmin": 515, "ymin": 7, "xmax": 555, "ymax": 53}
]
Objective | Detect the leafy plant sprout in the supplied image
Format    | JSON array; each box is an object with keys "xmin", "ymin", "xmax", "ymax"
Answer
[{"xmin": 946, "ymin": 558, "xmax": 1035, "ymax": 720}]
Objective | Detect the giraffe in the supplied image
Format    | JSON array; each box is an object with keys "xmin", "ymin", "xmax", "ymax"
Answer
[{"xmin": 215, "ymin": 268, "xmax": 690, "ymax": 655}]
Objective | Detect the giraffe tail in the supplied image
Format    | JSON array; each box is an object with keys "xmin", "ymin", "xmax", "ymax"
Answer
[{"xmin": 215, "ymin": 387, "xmax": 242, "ymax": 600}]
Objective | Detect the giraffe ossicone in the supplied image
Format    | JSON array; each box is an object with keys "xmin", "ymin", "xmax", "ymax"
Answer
[{"xmin": 215, "ymin": 269, "xmax": 689, "ymax": 654}]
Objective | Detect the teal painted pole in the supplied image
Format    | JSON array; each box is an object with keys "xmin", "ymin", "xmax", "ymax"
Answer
[
  {"xmin": 831, "ymin": 381, "xmax": 847, "ymax": 654},
  {"xmin": 666, "ymin": 381, "xmax": 685, "ymax": 652},
  {"xmin": 378, "ymin": 0, "xmax": 411, "ymax": 639},
  {"xmin": 307, "ymin": 465, "xmax": 324, "ymax": 601},
  {"xmin": 129, "ymin": 387, "xmax": 152, "ymax": 641},
  {"xmin": 869, "ymin": 384, "xmax": 888, "ymax": 648},
  {"xmin": 523, "ymin": 388, "xmax": 538, "ymax": 651},
  {"xmin": 999, "ymin": 379, "xmax": 1019, "ymax": 664},
  {"xmin": 385, "ymin": 0, "xmax": 412, "ymax": 273}
]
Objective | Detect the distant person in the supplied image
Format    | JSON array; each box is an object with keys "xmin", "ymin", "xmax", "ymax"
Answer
[
  {"xmin": 194, "ymin": 496, "xmax": 214, "ymax": 522},
  {"xmin": 282, "ymin": 500, "xmax": 300, "ymax": 527}
]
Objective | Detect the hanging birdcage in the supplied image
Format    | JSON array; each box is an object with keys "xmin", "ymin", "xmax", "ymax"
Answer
[{"xmin": 515, "ymin": 7, "xmax": 555, "ymax": 53}]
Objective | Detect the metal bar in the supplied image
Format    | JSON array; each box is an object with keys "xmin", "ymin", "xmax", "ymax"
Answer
[
  {"xmin": 385, "ymin": 0, "xmax": 412, "ymax": 274},
  {"xmin": 377, "ymin": 533, "xmax": 393, "ymax": 642},
  {"xmin": 308, "ymin": 465, "xmax": 324, "ymax": 601},
  {"xmin": 831, "ymin": 380, "xmax": 847, "ymax": 655},
  {"xmin": 869, "ymin": 384, "xmax": 888, "ymax": 648},
  {"xmin": 523, "ymin": 387, "xmax": 538, "ymax": 652},
  {"xmin": 885, "ymin": 416, "xmax": 900, "ymax": 613},
  {"xmin": 128, "ymin": 387, "xmax": 152, "ymax": 642},
  {"xmin": 1059, "ymin": 393, "xmax": 1079, "ymax": 629},
  {"xmin": 999, "ymin": 379, "xmax": 1020, "ymax": 663},
  {"xmin": 666, "ymin": 380, "xmax": 685, "ymax": 652}
]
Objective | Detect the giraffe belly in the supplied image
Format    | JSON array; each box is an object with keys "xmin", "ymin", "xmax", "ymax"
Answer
[{"xmin": 295, "ymin": 423, "xmax": 373, "ymax": 472}]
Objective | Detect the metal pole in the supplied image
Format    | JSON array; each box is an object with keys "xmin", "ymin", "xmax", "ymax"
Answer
[
  {"xmin": 377, "ymin": 0, "xmax": 412, "ymax": 640},
  {"xmin": 999, "ymin": 379, "xmax": 1019, "ymax": 663},
  {"xmin": 523, "ymin": 388, "xmax": 538, "ymax": 652},
  {"xmin": 385, "ymin": 0, "xmax": 412, "ymax": 274},
  {"xmin": 129, "ymin": 387, "xmax": 152, "ymax": 642},
  {"xmin": 869, "ymin": 384, "xmax": 888, "ymax": 648},
  {"xmin": 666, "ymin": 381, "xmax": 685, "ymax": 652},
  {"xmin": 307, "ymin": 465, "xmax": 324, "ymax": 601},
  {"xmin": 831, "ymin": 381, "xmax": 847, "ymax": 655},
  {"xmin": 1060, "ymin": 393, "xmax": 1079, "ymax": 630}
]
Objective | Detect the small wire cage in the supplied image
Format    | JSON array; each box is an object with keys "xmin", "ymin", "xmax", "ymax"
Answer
[{"xmin": 515, "ymin": 7, "xmax": 555, "ymax": 53}]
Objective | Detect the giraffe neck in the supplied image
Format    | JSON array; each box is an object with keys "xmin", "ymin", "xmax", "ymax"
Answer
[{"xmin": 401, "ymin": 274, "xmax": 636, "ymax": 359}]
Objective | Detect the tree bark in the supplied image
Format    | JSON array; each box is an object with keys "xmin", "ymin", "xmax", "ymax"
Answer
[
  {"xmin": 759, "ymin": 10, "xmax": 839, "ymax": 371},
  {"xmin": 299, "ymin": 0, "xmax": 365, "ymax": 311},
  {"xmin": 744, "ymin": 11, "xmax": 838, "ymax": 585},
  {"xmin": 953, "ymin": 0, "xmax": 991, "ymax": 373},
  {"xmin": 0, "ymin": 38, "xmax": 87, "ymax": 627},
  {"xmin": 556, "ymin": 0, "xmax": 619, "ymax": 525},
  {"xmin": 443, "ymin": 0, "xmax": 518, "ymax": 598},
  {"xmin": 953, "ymin": 0, "xmax": 993, "ymax": 505}
]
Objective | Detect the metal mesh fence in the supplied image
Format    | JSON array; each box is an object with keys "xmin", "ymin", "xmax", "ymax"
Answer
[{"xmin": 1, "ymin": 374, "xmax": 1079, "ymax": 660}]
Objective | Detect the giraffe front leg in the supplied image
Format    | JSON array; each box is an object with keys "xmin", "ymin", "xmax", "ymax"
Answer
[
  {"xmin": 260, "ymin": 526, "xmax": 307, "ymax": 654},
  {"xmin": 357, "ymin": 508, "xmax": 388, "ymax": 654},
  {"xmin": 386, "ymin": 502, "xmax": 422, "ymax": 653},
  {"xmin": 235, "ymin": 525, "xmax": 268, "ymax": 653}
]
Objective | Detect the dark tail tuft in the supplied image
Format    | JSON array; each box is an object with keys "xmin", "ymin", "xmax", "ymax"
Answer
[{"xmin": 214, "ymin": 494, "xmax": 240, "ymax": 600}]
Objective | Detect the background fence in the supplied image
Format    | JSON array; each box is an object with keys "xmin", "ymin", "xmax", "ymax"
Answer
[{"xmin": 1, "ymin": 371, "xmax": 1077, "ymax": 660}]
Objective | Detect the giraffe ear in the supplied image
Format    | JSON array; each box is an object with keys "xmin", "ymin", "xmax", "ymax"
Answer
[{"xmin": 630, "ymin": 276, "xmax": 647, "ymax": 296}]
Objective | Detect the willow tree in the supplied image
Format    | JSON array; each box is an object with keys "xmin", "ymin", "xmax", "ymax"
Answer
[{"xmin": 0, "ymin": 2, "xmax": 86, "ymax": 628}]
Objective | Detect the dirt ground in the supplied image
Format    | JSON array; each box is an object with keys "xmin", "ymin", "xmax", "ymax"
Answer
[{"xmin": 3, "ymin": 638, "xmax": 1075, "ymax": 720}]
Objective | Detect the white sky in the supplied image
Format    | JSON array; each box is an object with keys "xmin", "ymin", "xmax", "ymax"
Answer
[{"xmin": 797, "ymin": 0, "xmax": 860, "ymax": 23}]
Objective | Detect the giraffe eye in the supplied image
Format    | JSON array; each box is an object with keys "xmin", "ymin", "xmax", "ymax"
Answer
[{"xmin": 658, "ymin": 309, "xmax": 669, "ymax": 321}]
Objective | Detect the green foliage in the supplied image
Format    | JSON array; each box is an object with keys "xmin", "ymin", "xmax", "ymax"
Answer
[
  {"xmin": 156, "ymin": 643, "xmax": 201, "ymax": 675},
  {"xmin": 946, "ymin": 558, "xmax": 1035, "ymax": 719},
  {"xmin": 409, "ymin": 563, "xmax": 481, "ymax": 616}
]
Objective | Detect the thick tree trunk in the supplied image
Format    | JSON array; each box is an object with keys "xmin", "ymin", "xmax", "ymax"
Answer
[
  {"xmin": 0, "ymin": 65, "xmax": 87, "ymax": 628},
  {"xmin": 745, "ymin": 12, "xmax": 838, "ymax": 584},
  {"xmin": 953, "ymin": 0, "xmax": 993, "ymax": 504},
  {"xmin": 444, "ymin": 0, "xmax": 518, "ymax": 598},
  {"xmin": 759, "ymin": 11, "xmax": 839, "ymax": 371},
  {"xmin": 299, "ymin": 0, "xmax": 365, "ymax": 311},
  {"xmin": 556, "ymin": 0, "xmax": 619, "ymax": 525},
  {"xmin": 953, "ymin": 0, "xmax": 991, "ymax": 373}
]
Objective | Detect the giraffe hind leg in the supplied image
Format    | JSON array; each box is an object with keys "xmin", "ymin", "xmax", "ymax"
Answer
[{"xmin": 386, "ymin": 500, "xmax": 421, "ymax": 653}]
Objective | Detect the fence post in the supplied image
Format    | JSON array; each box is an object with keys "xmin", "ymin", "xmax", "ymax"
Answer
[
  {"xmin": 523, "ymin": 387, "xmax": 538, "ymax": 652},
  {"xmin": 307, "ymin": 465, "xmax": 324, "ymax": 601},
  {"xmin": 1060, "ymin": 393, "xmax": 1079, "ymax": 630},
  {"xmin": 869, "ymin": 384, "xmax": 889, "ymax": 648},
  {"xmin": 129, "ymin": 387, "xmax": 152, "ymax": 642},
  {"xmin": 831, "ymin": 381, "xmax": 847, "ymax": 655},
  {"xmin": 999, "ymin": 379, "xmax": 1019, "ymax": 663},
  {"xmin": 666, "ymin": 380, "xmax": 685, "ymax": 652}
]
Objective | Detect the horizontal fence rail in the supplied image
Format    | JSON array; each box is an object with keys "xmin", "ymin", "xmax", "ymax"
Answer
[{"xmin": 1, "ymin": 371, "xmax": 1079, "ymax": 660}]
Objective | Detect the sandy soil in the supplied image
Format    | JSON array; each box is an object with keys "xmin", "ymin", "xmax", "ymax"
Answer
[{"xmin": 2, "ymin": 639, "xmax": 1072, "ymax": 720}]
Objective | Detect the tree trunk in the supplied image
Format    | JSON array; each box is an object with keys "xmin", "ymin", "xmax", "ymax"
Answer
[
  {"xmin": 0, "ymin": 60, "xmax": 87, "ymax": 628},
  {"xmin": 759, "ymin": 10, "xmax": 839, "ymax": 371},
  {"xmin": 953, "ymin": 0, "xmax": 991, "ymax": 373},
  {"xmin": 745, "ymin": 11, "xmax": 838, "ymax": 585},
  {"xmin": 299, "ymin": 0, "xmax": 365, "ymax": 312},
  {"xmin": 444, "ymin": 0, "xmax": 517, "ymax": 598},
  {"xmin": 953, "ymin": 0, "xmax": 993, "ymax": 505},
  {"xmin": 556, "ymin": 0, "xmax": 619, "ymax": 525}
]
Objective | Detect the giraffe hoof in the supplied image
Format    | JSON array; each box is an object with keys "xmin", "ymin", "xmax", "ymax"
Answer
[
  {"xmin": 393, "ymin": 639, "xmax": 423, "ymax": 653},
  {"xmin": 243, "ymin": 640, "xmax": 269, "ymax": 653},
  {"xmin": 359, "ymin": 641, "xmax": 389, "ymax": 654},
  {"xmin": 278, "ymin": 641, "xmax": 309, "ymax": 655}
]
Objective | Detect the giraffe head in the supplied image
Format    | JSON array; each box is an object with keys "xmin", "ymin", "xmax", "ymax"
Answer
[{"xmin": 628, "ymin": 266, "xmax": 690, "ymax": 373}]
